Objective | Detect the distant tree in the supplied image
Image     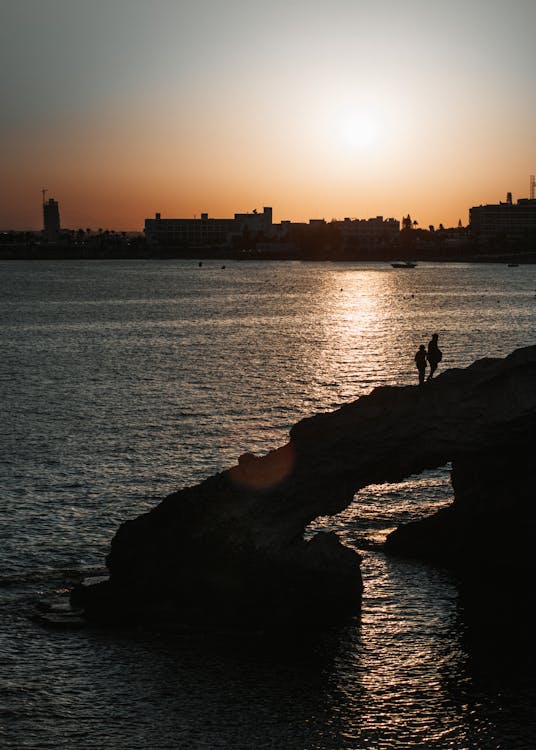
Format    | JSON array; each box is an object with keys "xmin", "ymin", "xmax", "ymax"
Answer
[{"xmin": 400, "ymin": 215, "xmax": 416, "ymax": 255}]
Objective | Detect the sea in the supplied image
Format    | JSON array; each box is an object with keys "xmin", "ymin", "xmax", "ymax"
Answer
[{"xmin": 1, "ymin": 259, "xmax": 535, "ymax": 750}]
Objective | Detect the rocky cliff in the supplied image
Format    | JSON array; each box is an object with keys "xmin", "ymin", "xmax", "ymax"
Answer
[{"xmin": 72, "ymin": 345, "xmax": 536, "ymax": 629}]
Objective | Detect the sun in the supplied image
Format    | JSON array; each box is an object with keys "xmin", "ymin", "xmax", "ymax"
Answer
[{"xmin": 337, "ymin": 110, "xmax": 383, "ymax": 152}]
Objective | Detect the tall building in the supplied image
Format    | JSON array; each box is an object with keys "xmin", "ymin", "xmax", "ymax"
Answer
[
  {"xmin": 43, "ymin": 198, "xmax": 60, "ymax": 242},
  {"xmin": 469, "ymin": 193, "xmax": 536, "ymax": 245}
]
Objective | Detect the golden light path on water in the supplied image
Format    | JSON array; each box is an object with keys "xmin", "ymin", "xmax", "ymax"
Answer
[{"xmin": 289, "ymin": 263, "xmax": 534, "ymax": 746}]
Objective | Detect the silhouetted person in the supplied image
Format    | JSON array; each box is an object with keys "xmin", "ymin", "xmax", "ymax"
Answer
[
  {"xmin": 426, "ymin": 333, "xmax": 442, "ymax": 380},
  {"xmin": 415, "ymin": 344, "xmax": 427, "ymax": 385}
]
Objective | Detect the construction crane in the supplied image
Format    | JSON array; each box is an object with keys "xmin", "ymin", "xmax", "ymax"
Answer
[{"xmin": 42, "ymin": 188, "xmax": 47, "ymax": 205}]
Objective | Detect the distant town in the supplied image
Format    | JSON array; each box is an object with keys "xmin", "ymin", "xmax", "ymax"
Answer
[{"xmin": 2, "ymin": 181, "xmax": 536, "ymax": 263}]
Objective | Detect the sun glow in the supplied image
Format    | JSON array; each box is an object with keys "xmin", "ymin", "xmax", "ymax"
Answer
[{"xmin": 336, "ymin": 110, "xmax": 384, "ymax": 152}]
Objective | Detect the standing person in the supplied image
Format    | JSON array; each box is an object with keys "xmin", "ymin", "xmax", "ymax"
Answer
[
  {"xmin": 415, "ymin": 344, "xmax": 427, "ymax": 385},
  {"xmin": 426, "ymin": 333, "xmax": 442, "ymax": 380}
]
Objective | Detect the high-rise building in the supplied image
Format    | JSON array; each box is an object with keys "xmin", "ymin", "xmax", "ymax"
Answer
[{"xmin": 43, "ymin": 198, "xmax": 60, "ymax": 241}]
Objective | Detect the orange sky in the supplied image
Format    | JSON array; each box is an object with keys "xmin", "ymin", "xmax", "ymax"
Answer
[{"xmin": 2, "ymin": 1, "xmax": 535, "ymax": 231}]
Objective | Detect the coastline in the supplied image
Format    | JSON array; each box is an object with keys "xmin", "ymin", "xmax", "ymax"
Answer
[{"xmin": 1, "ymin": 243, "xmax": 535, "ymax": 264}]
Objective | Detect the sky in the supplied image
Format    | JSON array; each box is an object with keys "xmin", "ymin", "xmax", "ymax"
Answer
[{"xmin": 2, "ymin": 0, "xmax": 535, "ymax": 231}]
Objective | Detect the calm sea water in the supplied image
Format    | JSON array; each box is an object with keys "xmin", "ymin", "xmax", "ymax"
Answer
[{"xmin": 1, "ymin": 259, "xmax": 535, "ymax": 749}]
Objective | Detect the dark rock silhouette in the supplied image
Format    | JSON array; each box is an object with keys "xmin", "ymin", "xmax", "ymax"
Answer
[
  {"xmin": 385, "ymin": 445, "xmax": 535, "ymax": 571},
  {"xmin": 72, "ymin": 345, "xmax": 536, "ymax": 629}
]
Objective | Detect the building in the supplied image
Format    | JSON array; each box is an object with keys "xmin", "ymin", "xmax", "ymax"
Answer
[
  {"xmin": 144, "ymin": 207, "xmax": 273, "ymax": 247},
  {"xmin": 43, "ymin": 198, "xmax": 60, "ymax": 242},
  {"xmin": 144, "ymin": 212, "xmax": 237, "ymax": 247},
  {"xmin": 233, "ymin": 207, "xmax": 273, "ymax": 236},
  {"xmin": 469, "ymin": 193, "xmax": 536, "ymax": 245},
  {"xmin": 334, "ymin": 216, "xmax": 400, "ymax": 248}
]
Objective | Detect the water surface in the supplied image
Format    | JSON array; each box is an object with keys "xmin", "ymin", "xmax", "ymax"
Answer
[{"xmin": 1, "ymin": 260, "xmax": 535, "ymax": 749}]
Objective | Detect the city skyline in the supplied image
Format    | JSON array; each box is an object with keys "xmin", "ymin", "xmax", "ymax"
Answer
[{"xmin": 2, "ymin": 0, "xmax": 535, "ymax": 231}]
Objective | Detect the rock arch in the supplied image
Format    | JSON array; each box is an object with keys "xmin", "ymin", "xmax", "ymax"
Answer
[{"xmin": 73, "ymin": 345, "xmax": 536, "ymax": 628}]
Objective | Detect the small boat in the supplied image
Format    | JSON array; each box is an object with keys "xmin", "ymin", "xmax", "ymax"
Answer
[
  {"xmin": 507, "ymin": 263, "xmax": 519, "ymax": 267},
  {"xmin": 391, "ymin": 261, "xmax": 417, "ymax": 268}
]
